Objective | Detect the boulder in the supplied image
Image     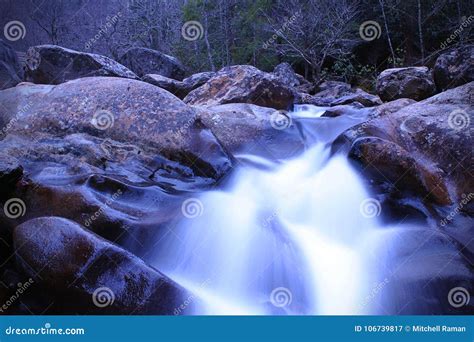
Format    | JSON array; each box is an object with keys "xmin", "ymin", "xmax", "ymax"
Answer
[
  {"xmin": 316, "ymin": 81, "xmax": 352, "ymax": 93},
  {"xmin": 297, "ymin": 81, "xmax": 382, "ymax": 107},
  {"xmin": 119, "ymin": 47, "xmax": 185, "ymax": 80},
  {"xmin": 24, "ymin": 45, "xmax": 138, "ymax": 84},
  {"xmin": 0, "ymin": 77, "xmax": 231, "ymax": 181},
  {"xmin": 14, "ymin": 217, "xmax": 198, "ymax": 314},
  {"xmin": 182, "ymin": 72, "xmax": 216, "ymax": 90},
  {"xmin": 434, "ymin": 45, "xmax": 474, "ymax": 91},
  {"xmin": 376, "ymin": 67, "xmax": 436, "ymax": 101},
  {"xmin": 198, "ymin": 103, "xmax": 305, "ymax": 159},
  {"xmin": 184, "ymin": 65, "xmax": 295, "ymax": 110},
  {"xmin": 343, "ymin": 82, "xmax": 473, "ymax": 207},
  {"xmin": 142, "ymin": 74, "xmax": 189, "ymax": 99},
  {"xmin": 0, "ymin": 40, "xmax": 22, "ymax": 90},
  {"xmin": 370, "ymin": 98, "xmax": 416, "ymax": 118},
  {"xmin": 273, "ymin": 62, "xmax": 313, "ymax": 93}
]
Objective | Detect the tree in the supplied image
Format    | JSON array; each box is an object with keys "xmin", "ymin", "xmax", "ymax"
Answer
[{"xmin": 264, "ymin": 0, "xmax": 360, "ymax": 80}]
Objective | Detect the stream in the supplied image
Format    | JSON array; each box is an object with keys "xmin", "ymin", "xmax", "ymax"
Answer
[{"xmin": 150, "ymin": 105, "xmax": 391, "ymax": 315}]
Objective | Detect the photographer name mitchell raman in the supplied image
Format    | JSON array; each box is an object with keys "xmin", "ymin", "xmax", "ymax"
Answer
[{"xmin": 411, "ymin": 325, "xmax": 466, "ymax": 333}]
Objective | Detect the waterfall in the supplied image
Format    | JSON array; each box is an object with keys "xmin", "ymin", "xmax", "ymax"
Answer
[{"xmin": 150, "ymin": 105, "xmax": 384, "ymax": 315}]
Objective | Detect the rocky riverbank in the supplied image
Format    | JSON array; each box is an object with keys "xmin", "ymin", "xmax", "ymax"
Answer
[{"xmin": 0, "ymin": 41, "xmax": 472, "ymax": 314}]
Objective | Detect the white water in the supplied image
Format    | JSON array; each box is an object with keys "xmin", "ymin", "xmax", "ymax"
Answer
[{"xmin": 151, "ymin": 106, "xmax": 383, "ymax": 315}]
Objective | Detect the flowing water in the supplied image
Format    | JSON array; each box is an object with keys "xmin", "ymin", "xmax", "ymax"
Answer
[{"xmin": 151, "ymin": 105, "xmax": 386, "ymax": 315}]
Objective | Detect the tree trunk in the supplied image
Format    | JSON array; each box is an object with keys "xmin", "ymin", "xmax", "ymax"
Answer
[
  {"xmin": 417, "ymin": 0, "xmax": 425, "ymax": 64},
  {"xmin": 378, "ymin": 0, "xmax": 396, "ymax": 66}
]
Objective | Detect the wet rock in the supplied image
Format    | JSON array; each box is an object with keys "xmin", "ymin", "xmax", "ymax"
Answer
[
  {"xmin": 118, "ymin": 47, "xmax": 185, "ymax": 80},
  {"xmin": 349, "ymin": 137, "xmax": 450, "ymax": 205},
  {"xmin": 0, "ymin": 77, "xmax": 232, "ymax": 180},
  {"xmin": 0, "ymin": 40, "xmax": 22, "ymax": 90},
  {"xmin": 14, "ymin": 217, "xmax": 197, "ymax": 314},
  {"xmin": 376, "ymin": 67, "xmax": 436, "ymax": 101},
  {"xmin": 320, "ymin": 103, "xmax": 366, "ymax": 118},
  {"xmin": 370, "ymin": 98, "xmax": 416, "ymax": 118},
  {"xmin": 198, "ymin": 103, "xmax": 305, "ymax": 159},
  {"xmin": 434, "ymin": 45, "xmax": 474, "ymax": 91},
  {"xmin": 24, "ymin": 45, "xmax": 138, "ymax": 84},
  {"xmin": 184, "ymin": 65, "xmax": 295, "ymax": 110},
  {"xmin": 142, "ymin": 74, "xmax": 189, "ymax": 99},
  {"xmin": 343, "ymin": 82, "xmax": 473, "ymax": 207}
]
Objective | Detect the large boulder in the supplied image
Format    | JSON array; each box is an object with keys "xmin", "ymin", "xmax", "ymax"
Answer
[
  {"xmin": 342, "ymin": 82, "xmax": 473, "ymax": 208},
  {"xmin": 14, "ymin": 217, "xmax": 198, "ymax": 314},
  {"xmin": 24, "ymin": 45, "xmax": 138, "ymax": 84},
  {"xmin": 0, "ymin": 77, "xmax": 231, "ymax": 181},
  {"xmin": 0, "ymin": 40, "xmax": 22, "ymax": 90},
  {"xmin": 184, "ymin": 65, "xmax": 295, "ymax": 110},
  {"xmin": 198, "ymin": 103, "xmax": 305, "ymax": 159},
  {"xmin": 118, "ymin": 47, "xmax": 185, "ymax": 80},
  {"xmin": 376, "ymin": 67, "xmax": 436, "ymax": 101},
  {"xmin": 434, "ymin": 45, "xmax": 474, "ymax": 91}
]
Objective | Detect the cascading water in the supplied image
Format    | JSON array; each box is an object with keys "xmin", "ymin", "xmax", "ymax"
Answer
[{"xmin": 151, "ymin": 105, "xmax": 385, "ymax": 315}]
